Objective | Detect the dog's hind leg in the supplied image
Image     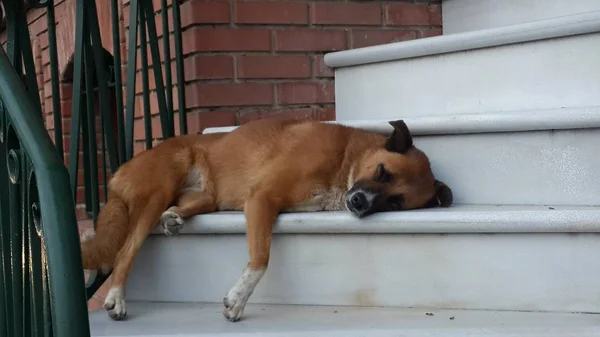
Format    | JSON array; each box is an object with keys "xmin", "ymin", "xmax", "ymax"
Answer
[
  {"xmin": 160, "ymin": 191, "xmax": 217, "ymax": 236},
  {"xmin": 223, "ymin": 191, "xmax": 279, "ymax": 322},
  {"xmin": 103, "ymin": 196, "xmax": 167, "ymax": 320}
]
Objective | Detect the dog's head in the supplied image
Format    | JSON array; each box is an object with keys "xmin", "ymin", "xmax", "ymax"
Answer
[{"xmin": 345, "ymin": 120, "xmax": 452, "ymax": 218}]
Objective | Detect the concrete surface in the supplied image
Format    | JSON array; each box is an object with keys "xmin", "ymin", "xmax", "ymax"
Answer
[
  {"xmin": 124, "ymin": 205, "xmax": 600, "ymax": 313},
  {"xmin": 325, "ymin": 11, "xmax": 600, "ymax": 68},
  {"xmin": 89, "ymin": 302, "xmax": 600, "ymax": 337},
  {"xmin": 443, "ymin": 0, "xmax": 600, "ymax": 34},
  {"xmin": 330, "ymin": 32, "xmax": 600, "ymax": 119},
  {"xmin": 204, "ymin": 106, "xmax": 600, "ymax": 136}
]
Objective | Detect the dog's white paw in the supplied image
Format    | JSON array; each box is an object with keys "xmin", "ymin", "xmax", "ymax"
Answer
[
  {"xmin": 222, "ymin": 289, "xmax": 250, "ymax": 322},
  {"xmin": 161, "ymin": 210, "xmax": 184, "ymax": 236},
  {"xmin": 222, "ymin": 268, "xmax": 265, "ymax": 322},
  {"xmin": 104, "ymin": 287, "xmax": 127, "ymax": 320}
]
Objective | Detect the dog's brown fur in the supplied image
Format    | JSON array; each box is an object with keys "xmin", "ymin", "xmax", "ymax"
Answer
[{"xmin": 81, "ymin": 119, "xmax": 452, "ymax": 321}]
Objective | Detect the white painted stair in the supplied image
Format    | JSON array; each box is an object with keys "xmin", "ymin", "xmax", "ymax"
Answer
[
  {"xmin": 124, "ymin": 204, "xmax": 600, "ymax": 313},
  {"xmin": 90, "ymin": 118, "xmax": 600, "ymax": 336},
  {"xmin": 90, "ymin": 8, "xmax": 600, "ymax": 337},
  {"xmin": 89, "ymin": 302, "xmax": 600, "ymax": 337},
  {"xmin": 324, "ymin": 11, "xmax": 600, "ymax": 120}
]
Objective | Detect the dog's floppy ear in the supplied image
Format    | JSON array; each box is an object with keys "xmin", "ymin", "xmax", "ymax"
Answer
[
  {"xmin": 434, "ymin": 180, "xmax": 453, "ymax": 207},
  {"xmin": 423, "ymin": 180, "xmax": 453, "ymax": 208},
  {"xmin": 385, "ymin": 120, "xmax": 413, "ymax": 153}
]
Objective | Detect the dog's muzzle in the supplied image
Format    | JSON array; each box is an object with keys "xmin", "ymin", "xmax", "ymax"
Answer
[{"xmin": 345, "ymin": 188, "xmax": 380, "ymax": 218}]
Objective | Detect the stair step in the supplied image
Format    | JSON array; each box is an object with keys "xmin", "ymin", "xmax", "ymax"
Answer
[
  {"xmin": 153, "ymin": 205, "xmax": 600, "ymax": 235},
  {"xmin": 206, "ymin": 118, "xmax": 600, "ymax": 206},
  {"xmin": 204, "ymin": 107, "xmax": 600, "ymax": 136},
  {"xmin": 125, "ymin": 205, "xmax": 600, "ymax": 313},
  {"xmin": 442, "ymin": 0, "xmax": 600, "ymax": 35},
  {"xmin": 89, "ymin": 302, "xmax": 600, "ymax": 337},
  {"xmin": 322, "ymin": 11, "xmax": 600, "ymax": 120}
]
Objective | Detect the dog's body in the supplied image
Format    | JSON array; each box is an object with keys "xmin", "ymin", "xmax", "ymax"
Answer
[{"xmin": 81, "ymin": 119, "xmax": 452, "ymax": 322}]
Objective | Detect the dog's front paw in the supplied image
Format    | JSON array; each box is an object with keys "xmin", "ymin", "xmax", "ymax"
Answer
[
  {"xmin": 222, "ymin": 291, "xmax": 249, "ymax": 322},
  {"xmin": 104, "ymin": 287, "xmax": 127, "ymax": 320},
  {"xmin": 160, "ymin": 210, "xmax": 184, "ymax": 236}
]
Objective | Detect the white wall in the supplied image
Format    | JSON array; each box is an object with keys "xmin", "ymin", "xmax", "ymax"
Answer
[{"xmin": 443, "ymin": 0, "xmax": 600, "ymax": 34}]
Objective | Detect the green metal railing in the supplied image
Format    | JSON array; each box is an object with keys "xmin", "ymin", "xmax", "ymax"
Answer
[{"xmin": 1, "ymin": 0, "xmax": 187, "ymax": 334}]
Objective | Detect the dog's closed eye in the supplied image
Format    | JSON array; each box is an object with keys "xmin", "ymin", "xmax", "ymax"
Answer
[{"xmin": 373, "ymin": 163, "xmax": 393, "ymax": 183}]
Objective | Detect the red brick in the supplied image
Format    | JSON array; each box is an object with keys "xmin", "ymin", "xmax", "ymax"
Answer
[
  {"xmin": 42, "ymin": 65, "xmax": 51, "ymax": 81},
  {"xmin": 133, "ymin": 116, "xmax": 163, "ymax": 140},
  {"xmin": 38, "ymin": 32, "xmax": 49, "ymax": 50},
  {"xmin": 152, "ymin": 9, "xmax": 175, "ymax": 38},
  {"xmin": 420, "ymin": 28, "xmax": 443, "ymax": 38},
  {"xmin": 44, "ymin": 114, "xmax": 71, "ymax": 132},
  {"xmin": 429, "ymin": 5, "xmax": 443, "ymax": 26},
  {"xmin": 135, "ymin": 56, "xmax": 233, "ymax": 93},
  {"xmin": 316, "ymin": 106, "xmax": 335, "ymax": 121},
  {"xmin": 76, "ymin": 186, "xmax": 107, "ymax": 205},
  {"xmin": 75, "ymin": 171, "xmax": 111, "ymax": 191},
  {"xmin": 187, "ymin": 55, "xmax": 234, "ymax": 80},
  {"xmin": 182, "ymin": 0, "xmax": 230, "ymax": 26},
  {"xmin": 275, "ymin": 29, "xmax": 346, "ymax": 52},
  {"xmin": 122, "ymin": 0, "xmax": 167, "ymax": 18},
  {"xmin": 131, "ymin": 109, "xmax": 237, "ymax": 139},
  {"xmin": 133, "ymin": 141, "xmax": 147, "ymax": 156},
  {"xmin": 311, "ymin": 2, "xmax": 382, "ymax": 26},
  {"xmin": 135, "ymin": 40, "xmax": 175, "ymax": 70},
  {"xmin": 28, "ymin": 17, "xmax": 48, "ymax": 37},
  {"xmin": 187, "ymin": 83, "xmax": 273, "ymax": 107},
  {"xmin": 234, "ymin": 1, "xmax": 308, "ymax": 24},
  {"xmin": 352, "ymin": 30, "xmax": 416, "ymax": 48},
  {"xmin": 44, "ymin": 97, "xmax": 74, "ymax": 116},
  {"xmin": 277, "ymin": 82, "xmax": 334, "ymax": 105},
  {"xmin": 44, "ymin": 81, "xmax": 52, "ymax": 98},
  {"xmin": 61, "ymin": 84, "xmax": 73, "ymax": 100},
  {"xmin": 185, "ymin": 27, "xmax": 271, "ymax": 53},
  {"xmin": 385, "ymin": 3, "xmax": 439, "ymax": 26},
  {"xmin": 64, "ymin": 153, "xmax": 107, "ymax": 173},
  {"xmin": 41, "ymin": 49, "xmax": 49, "ymax": 66},
  {"xmin": 239, "ymin": 108, "xmax": 313, "ymax": 124},
  {"xmin": 237, "ymin": 55, "xmax": 311, "ymax": 79},
  {"xmin": 133, "ymin": 88, "xmax": 180, "ymax": 116},
  {"xmin": 75, "ymin": 206, "xmax": 89, "ymax": 220},
  {"xmin": 314, "ymin": 55, "xmax": 333, "ymax": 78}
]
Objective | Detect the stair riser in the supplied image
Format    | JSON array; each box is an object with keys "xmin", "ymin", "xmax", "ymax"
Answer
[
  {"xmin": 334, "ymin": 33, "xmax": 600, "ymax": 121},
  {"xmin": 413, "ymin": 128, "xmax": 600, "ymax": 205},
  {"xmin": 442, "ymin": 0, "xmax": 600, "ymax": 35},
  {"xmin": 126, "ymin": 232, "xmax": 600, "ymax": 313}
]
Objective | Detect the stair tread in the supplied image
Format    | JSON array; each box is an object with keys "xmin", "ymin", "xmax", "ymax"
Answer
[
  {"xmin": 159, "ymin": 205, "xmax": 600, "ymax": 235},
  {"xmin": 203, "ymin": 106, "xmax": 600, "ymax": 136},
  {"xmin": 324, "ymin": 11, "xmax": 600, "ymax": 68},
  {"xmin": 89, "ymin": 302, "xmax": 600, "ymax": 337}
]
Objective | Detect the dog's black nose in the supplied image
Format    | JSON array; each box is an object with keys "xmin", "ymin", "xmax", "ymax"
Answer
[{"xmin": 349, "ymin": 192, "xmax": 368, "ymax": 212}]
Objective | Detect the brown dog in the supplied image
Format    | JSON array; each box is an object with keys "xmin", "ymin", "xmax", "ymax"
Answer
[{"xmin": 80, "ymin": 119, "xmax": 452, "ymax": 321}]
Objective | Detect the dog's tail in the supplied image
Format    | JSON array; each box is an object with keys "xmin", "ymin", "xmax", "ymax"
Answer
[{"xmin": 80, "ymin": 195, "xmax": 129, "ymax": 271}]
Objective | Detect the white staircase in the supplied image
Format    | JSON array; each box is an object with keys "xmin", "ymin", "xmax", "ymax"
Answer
[{"xmin": 89, "ymin": 5, "xmax": 600, "ymax": 337}]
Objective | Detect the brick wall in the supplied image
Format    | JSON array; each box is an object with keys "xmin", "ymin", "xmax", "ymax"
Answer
[
  {"xmin": 0, "ymin": 0, "xmax": 442, "ymax": 219},
  {"xmin": 167, "ymin": 0, "xmax": 442, "ymax": 131}
]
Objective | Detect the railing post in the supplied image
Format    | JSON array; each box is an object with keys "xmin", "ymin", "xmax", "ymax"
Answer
[
  {"xmin": 1, "ymin": 0, "xmax": 190, "ymax": 332},
  {"xmin": 0, "ymin": 43, "xmax": 91, "ymax": 337}
]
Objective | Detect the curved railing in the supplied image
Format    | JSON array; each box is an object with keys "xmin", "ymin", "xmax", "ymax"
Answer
[
  {"xmin": 0, "ymin": 49, "xmax": 90, "ymax": 337},
  {"xmin": 0, "ymin": 0, "xmax": 91, "ymax": 334},
  {"xmin": 0, "ymin": 0, "xmax": 185, "ymax": 334}
]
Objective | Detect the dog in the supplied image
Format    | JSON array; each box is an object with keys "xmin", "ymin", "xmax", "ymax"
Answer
[{"xmin": 80, "ymin": 118, "xmax": 453, "ymax": 322}]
